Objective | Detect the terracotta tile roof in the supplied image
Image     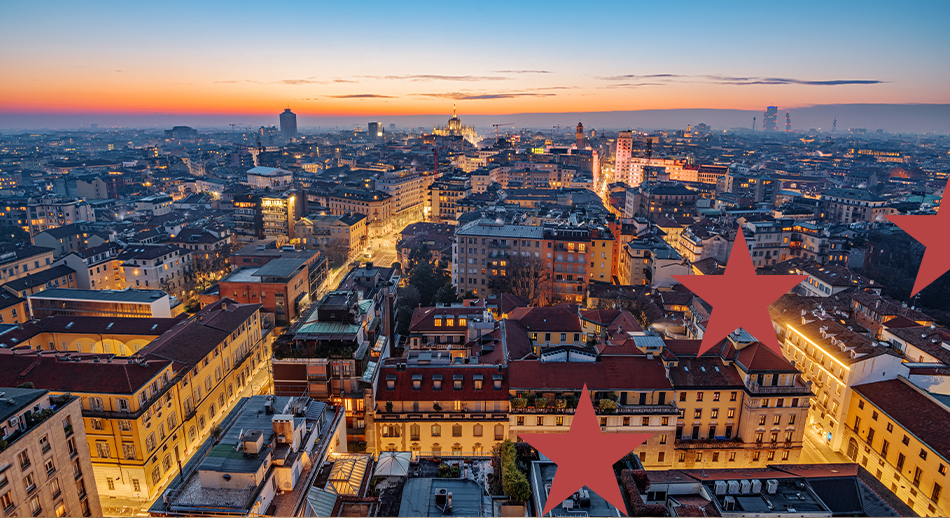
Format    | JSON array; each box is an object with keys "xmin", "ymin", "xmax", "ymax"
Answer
[
  {"xmin": 668, "ymin": 357, "xmax": 744, "ymax": 388},
  {"xmin": 408, "ymin": 306, "xmax": 486, "ymax": 334},
  {"xmin": 502, "ymin": 320, "xmax": 533, "ymax": 361},
  {"xmin": 508, "ymin": 356, "xmax": 671, "ymax": 390},
  {"xmin": 507, "ymin": 306, "xmax": 581, "ymax": 333},
  {"xmin": 0, "ymin": 352, "xmax": 171, "ymax": 394},
  {"xmin": 375, "ymin": 365, "xmax": 508, "ymax": 402},
  {"xmin": 735, "ymin": 342, "xmax": 799, "ymax": 373},
  {"xmin": 852, "ymin": 378, "xmax": 950, "ymax": 458}
]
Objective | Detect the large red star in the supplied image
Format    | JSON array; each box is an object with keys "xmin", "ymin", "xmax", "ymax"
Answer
[
  {"xmin": 886, "ymin": 178, "xmax": 950, "ymax": 296},
  {"xmin": 674, "ymin": 231, "xmax": 806, "ymax": 356},
  {"xmin": 519, "ymin": 385, "xmax": 653, "ymax": 516}
]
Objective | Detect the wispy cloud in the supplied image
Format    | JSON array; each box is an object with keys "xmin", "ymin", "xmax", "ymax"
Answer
[
  {"xmin": 414, "ymin": 91, "xmax": 556, "ymax": 100},
  {"xmin": 213, "ymin": 80, "xmax": 239, "ymax": 84},
  {"xmin": 598, "ymin": 73, "xmax": 884, "ymax": 86},
  {"xmin": 328, "ymin": 94, "xmax": 396, "ymax": 99},
  {"xmin": 361, "ymin": 74, "xmax": 511, "ymax": 82},
  {"xmin": 493, "ymin": 70, "xmax": 553, "ymax": 74}
]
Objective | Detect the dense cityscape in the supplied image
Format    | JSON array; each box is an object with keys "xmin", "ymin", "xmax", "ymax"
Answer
[{"xmin": 0, "ymin": 107, "xmax": 947, "ymax": 518}]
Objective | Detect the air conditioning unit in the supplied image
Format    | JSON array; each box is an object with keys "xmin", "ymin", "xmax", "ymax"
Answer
[
  {"xmin": 727, "ymin": 480, "xmax": 740, "ymax": 494},
  {"xmin": 715, "ymin": 480, "xmax": 727, "ymax": 496},
  {"xmin": 766, "ymin": 479, "xmax": 779, "ymax": 494},
  {"xmin": 8, "ymin": 416, "xmax": 21, "ymax": 429},
  {"xmin": 740, "ymin": 480, "xmax": 751, "ymax": 494},
  {"xmin": 751, "ymin": 480, "xmax": 762, "ymax": 494},
  {"xmin": 724, "ymin": 496, "xmax": 736, "ymax": 511}
]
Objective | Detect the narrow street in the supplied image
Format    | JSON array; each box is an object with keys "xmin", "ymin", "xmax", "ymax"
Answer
[{"xmin": 800, "ymin": 424, "xmax": 851, "ymax": 464}]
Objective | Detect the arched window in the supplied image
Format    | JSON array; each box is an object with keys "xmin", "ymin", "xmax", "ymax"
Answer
[
  {"xmin": 473, "ymin": 443, "xmax": 483, "ymax": 455},
  {"xmin": 432, "ymin": 443, "xmax": 442, "ymax": 456},
  {"xmin": 387, "ymin": 443, "xmax": 397, "ymax": 452},
  {"xmin": 847, "ymin": 438, "xmax": 859, "ymax": 461},
  {"xmin": 431, "ymin": 424, "xmax": 441, "ymax": 437},
  {"xmin": 473, "ymin": 424, "xmax": 483, "ymax": 437},
  {"xmin": 452, "ymin": 443, "xmax": 462, "ymax": 455},
  {"xmin": 494, "ymin": 424, "xmax": 505, "ymax": 441},
  {"xmin": 410, "ymin": 424, "xmax": 420, "ymax": 441},
  {"xmin": 452, "ymin": 424, "xmax": 462, "ymax": 437}
]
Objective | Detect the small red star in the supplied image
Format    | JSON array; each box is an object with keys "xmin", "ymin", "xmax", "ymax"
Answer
[
  {"xmin": 519, "ymin": 385, "xmax": 653, "ymax": 516},
  {"xmin": 674, "ymin": 231, "xmax": 806, "ymax": 356},
  {"xmin": 886, "ymin": 178, "xmax": 950, "ymax": 296}
]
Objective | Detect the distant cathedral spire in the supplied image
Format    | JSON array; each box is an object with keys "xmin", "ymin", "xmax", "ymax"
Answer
[{"xmin": 453, "ymin": 103, "xmax": 457, "ymax": 118}]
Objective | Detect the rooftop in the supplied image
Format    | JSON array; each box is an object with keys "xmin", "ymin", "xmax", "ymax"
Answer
[
  {"xmin": 28, "ymin": 287, "xmax": 169, "ymax": 303},
  {"xmin": 531, "ymin": 461, "xmax": 622, "ymax": 517}
]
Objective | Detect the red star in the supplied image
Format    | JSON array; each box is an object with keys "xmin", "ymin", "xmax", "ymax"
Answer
[
  {"xmin": 674, "ymin": 231, "xmax": 806, "ymax": 356},
  {"xmin": 519, "ymin": 385, "xmax": 653, "ymax": 516},
  {"xmin": 886, "ymin": 178, "xmax": 950, "ymax": 296}
]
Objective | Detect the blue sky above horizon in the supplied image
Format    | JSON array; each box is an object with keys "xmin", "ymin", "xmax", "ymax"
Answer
[{"xmin": 2, "ymin": 0, "xmax": 948, "ymax": 118}]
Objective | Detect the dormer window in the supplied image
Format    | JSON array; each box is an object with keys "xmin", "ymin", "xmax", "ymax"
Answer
[
  {"xmin": 435, "ymin": 318, "xmax": 442, "ymax": 327},
  {"xmin": 433, "ymin": 375, "xmax": 443, "ymax": 390},
  {"xmin": 493, "ymin": 374, "xmax": 503, "ymax": 390},
  {"xmin": 458, "ymin": 318, "xmax": 467, "ymax": 327},
  {"xmin": 473, "ymin": 375, "xmax": 483, "ymax": 390},
  {"xmin": 412, "ymin": 374, "xmax": 422, "ymax": 390},
  {"xmin": 386, "ymin": 375, "xmax": 396, "ymax": 390},
  {"xmin": 446, "ymin": 318, "xmax": 454, "ymax": 327},
  {"xmin": 453, "ymin": 375, "xmax": 463, "ymax": 390}
]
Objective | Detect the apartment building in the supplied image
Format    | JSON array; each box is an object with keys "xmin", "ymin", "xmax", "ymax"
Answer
[
  {"xmin": 428, "ymin": 175, "xmax": 471, "ymax": 224},
  {"xmin": 454, "ymin": 221, "xmax": 544, "ymax": 298},
  {"xmin": 295, "ymin": 213, "xmax": 367, "ymax": 253},
  {"xmin": 771, "ymin": 296, "xmax": 908, "ymax": 452},
  {"xmin": 0, "ymin": 299, "xmax": 270, "ymax": 502},
  {"xmin": 2, "ymin": 265, "xmax": 77, "ymax": 298},
  {"xmin": 743, "ymin": 221, "xmax": 792, "ymax": 267},
  {"xmin": 0, "ymin": 246, "xmax": 55, "ymax": 285},
  {"xmin": 406, "ymin": 305, "xmax": 495, "ymax": 358},
  {"xmin": 845, "ymin": 377, "xmax": 949, "ymax": 517},
  {"xmin": 820, "ymin": 188, "xmax": 893, "ymax": 224},
  {"xmin": 32, "ymin": 223, "xmax": 109, "ymax": 260},
  {"xmin": 543, "ymin": 225, "xmax": 591, "ymax": 303},
  {"xmin": 54, "ymin": 243, "xmax": 125, "ymax": 290},
  {"xmin": 0, "ymin": 289, "xmax": 28, "ymax": 325},
  {"xmin": 369, "ymin": 359, "xmax": 509, "ymax": 458},
  {"xmin": 133, "ymin": 194, "xmax": 173, "ymax": 217},
  {"xmin": 376, "ymin": 169, "xmax": 426, "ymax": 219},
  {"xmin": 0, "ymin": 388, "xmax": 102, "ymax": 518},
  {"xmin": 27, "ymin": 196, "xmax": 94, "ymax": 235},
  {"xmin": 246, "ymin": 166, "xmax": 294, "ymax": 191},
  {"xmin": 117, "ymin": 244, "xmax": 193, "ymax": 297}
]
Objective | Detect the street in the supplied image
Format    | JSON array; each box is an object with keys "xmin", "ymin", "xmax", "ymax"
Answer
[
  {"xmin": 800, "ymin": 423, "xmax": 851, "ymax": 464},
  {"xmin": 364, "ymin": 235, "xmax": 399, "ymax": 269}
]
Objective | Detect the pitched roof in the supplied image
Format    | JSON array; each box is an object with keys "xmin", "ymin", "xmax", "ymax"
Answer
[
  {"xmin": 0, "ymin": 353, "xmax": 171, "ymax": 394},
  {"xmin": 408, "ymin": 306, "xmax": 485, "ymax": 333},
  {"xmin": 507, "ymin": 306, "xmax": 581, "ymax": 332},
  {"xmin": 735, "ymin": 342, "xmax": 799, "ymax": 373},
  {"xmin": 375, "ymin": 365, "xmax": 508, "ymax": 402},
  {"xmin": 508, "ymin": 356, "xmax": 671, "ymax": 390},
  {"xmin": 852, "ymin": 378, "xmax": 950, "ymax": 459}
]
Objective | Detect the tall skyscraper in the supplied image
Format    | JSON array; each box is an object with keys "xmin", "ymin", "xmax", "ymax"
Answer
[
  {"xmin": 280, "ymin": 108, "xmax": 297, "ymax": 140},
  {"xmin": 786, "ymin": 111, "xmax": 791, "ymax": 132},
  {"xmin": 368, "ymin": 121, "xmax": 382, "ymax": 139},
  {"xmin": 763, "ymin": 106, "xmax": 778, "ymax": 131}
]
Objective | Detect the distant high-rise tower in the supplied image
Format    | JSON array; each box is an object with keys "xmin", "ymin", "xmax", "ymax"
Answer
[
  {"xmin": 575, "ymin": 122, "xmax": 584, "ymax": 148},
  {"xmin": 280, "ymin": 108, "xmax": 297, "ymax": 140},
  {"xmin": 833, "ymin": 116, "xmax": 837, "ymax": 133},
  {"xmin": 763, "ymin": 106, "xmax": 778, "ymax": 131},
  {"xmin": 368, "ymin": 122, "xmax": 382, "ymax": 139},
  {"xmin": 786, "ymin": 111, "xmax": 791, "ymax": 132}
]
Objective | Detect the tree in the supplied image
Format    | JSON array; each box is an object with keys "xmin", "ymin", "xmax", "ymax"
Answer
[
  {"xmin": 496, "ymin": 253, "xmax": 551, "ymax": 306},
  {"xmin": 434, "ymin": 283, "xmax": 461, "ymax": 305},
  {"xmin": 320, "ymin": 239, "xmax": 350, "ymax": 268},
  {"xmin": 0, "ymin": 225, "xmax": 29, "ymax": 245},
  {"xmin": 409, "ymin": 257, "xmax": 451, "ymax": 306},
  {"xmin": 407, "ymin": 244, "xmax": 433, "ymax": 272}
]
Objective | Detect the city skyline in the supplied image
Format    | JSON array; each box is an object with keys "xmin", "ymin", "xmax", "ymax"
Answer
[{"xmin": 2, "ymin": 0, "xmax": 948, "ymax": 128}]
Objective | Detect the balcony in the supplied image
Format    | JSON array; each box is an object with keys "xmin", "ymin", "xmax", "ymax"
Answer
[
  {"xmin": 744, "ymin": 377, "xmax": 812, "ymax": 395},
  {"xmin": 675, "ymin": 437, "xmax": 743, "ymax": 449}
]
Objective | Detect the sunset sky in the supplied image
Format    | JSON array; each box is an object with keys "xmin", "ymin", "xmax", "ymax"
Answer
[{"xmin": 2, "ymin": 0, "xmax": 948, "ymax": 122}]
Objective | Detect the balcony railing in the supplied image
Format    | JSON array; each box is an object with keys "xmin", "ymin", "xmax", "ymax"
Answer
[
  {"xmin": 675, "ymin": 437, "xmax": 743, "ymax": 449},
  {"xmin": 744, "ymin": 377, "xmax": 812, "ymax": 395}
]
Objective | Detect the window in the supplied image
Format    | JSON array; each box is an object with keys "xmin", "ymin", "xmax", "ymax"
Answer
[
  {"xmin": 693, "ymin": 409, "xmax": 702, "ymax": 419},
  {"xmin": 729, "ymin": 452, "xmax": 736, "ymax": 462},
  {"xmin": 39, "ymin": 435, "xmax": 50, "ymax": 453},
  {"xmin": 49, "ymin": 478, "xmax": 60, "ymax": 498},
  {"xmin": 767, "ymin": 451, "xmax": 775, "ymax": 461},
  {"xmin": 29, "ymin": 495, "xmax": 40, "ymax": 516},
  {"xmin": 919, "ymin": 449, "xmax": 928, "ymax": 460},
  {"xmin": 642, "ymin": 417, "xmax": 650, "ymax": 426},
  {"xmin": 730, "ymin": 391, "xmax": 737, "ymax": 401},
  {"xmin": 556, "ymin": 417, "xmax": 564, "ymax": 426},
  {"xmin": 410, "ymin": 424, "xmax": 420, "ymax": 441},
  {"xmin": 44, "ymin": 459, "xmax": 55, "ymax": 475},
  {"xmin": 711, "ymin": 409, "xmax": 719, "ymax": 419},
  {"xmin": 659, "ymin": 434, "xmax": 667, "ymax": 445},
  {"xmin": 678, "ymin": 452, "xmax": 686, "ymax": 462},
  {"xmin": 494, "ymin": 424, "xmax": 504, "ymax": 441},
  {"xmin": 431, "ymin": 424, "xmax": 441, "ymax": 437},
  {"xmin": 132, "ymin": 479, "xmax": 141, "ymax": 492},
  {"xmin": 713, "ymin": 391, "xmax": 720, "ymax": 401},
  {"xmin": 91, "ymin": 418, "xmax": 103, "ymax": 431},
  {"xmin": 887, "ymin": 422, "xmax": 894, "ymax": 433},
  {"xmin": 774, "ymin": 414, "xmax": 782, "ymax": 426},
  {"xmin": 913, "ymin": 467, "xmax": 922, "ymax": 487},
  {"xmin": 696, "ymin": 392, "xmax": 703, "ymax": 402},
  {"xmin": 727, "ymin": 408, "xmax": 735, "ymax": 419},
  {"xmin": 24, "ymin": 472, "xmax": 36, "ymax": 492},
  {"xmin": 1, "ymin": 491, "xmax": 14, "ymax": 511},
  {"xmin": 881, "ymin": 439, "xmax": 890, "ymax": 457},
  {"xmin": 712, "ymin": 452, "xmax": 720, "ymax": 462},
  {"xmin": 679, "ymin": 392, "xmax": 686, "ymax": 402},
  {"xmin": 759, "ymin": 415, "xmax": 767, "ymax": 426},
  {"xmin": 788, "ymin": 414, "xmax": 796, "ymax": 425},
  {"xmin": 123, "ymin": 443, "xmax": 136, "ymax": 460},
  {"xmin": 96, "ymin": 442, "xmax": 110, "ymax": 458},
  {"xmin": 17, "ymin": 450, "xmax": 30, "ymax": 470},
  {"xmin": 452, "ymin": 424, "xmax": 462, "ymax": 437},
  {"xmin": 107, "ymin": 477, "xmax": 115, "ymax": 490},
  {"xmin": 752, "ymin": 451, "xmax": 761, "ymax": 462},
  {"xmin": 151, "ymin": 467, "xmax": 161, "ymax": 485},
  {"xmin": 118, "ymin": 420, "xmax": 132, "ymax": 432},
  {"xmin": 902, "ymin": 435, "xmax": 910, "ymax": 446},
  {"xmin": 473, "ymin": 424, "xmax": 483, "ymax": 437},
  {"xmin": 537, "ymin": 416, "xmax": 543, "ymax": 426},
  {"xmin": 516, "ymin": 416, "xmax": 524, "ymax": 427},
  {"xmin": 933, "ymin": 483, "xmax": 942, "ymax": 503},
  {"xmin": 897, "ymin": 453, "xmax": 906, "ymax": 471}
]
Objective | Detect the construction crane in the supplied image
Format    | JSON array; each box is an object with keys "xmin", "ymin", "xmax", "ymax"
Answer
[{"xmin": 492, "ymin": 123, "xmax": 513, "ymax": 137}]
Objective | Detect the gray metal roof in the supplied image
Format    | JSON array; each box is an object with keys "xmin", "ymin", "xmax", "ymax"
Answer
[
  {"xmin": 253, "ymin": 257, "xmax": 307, "ymax": 279},
  {"xmin": 28, "ymin": 287, "xmax": 168, "ymax": 303}
]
